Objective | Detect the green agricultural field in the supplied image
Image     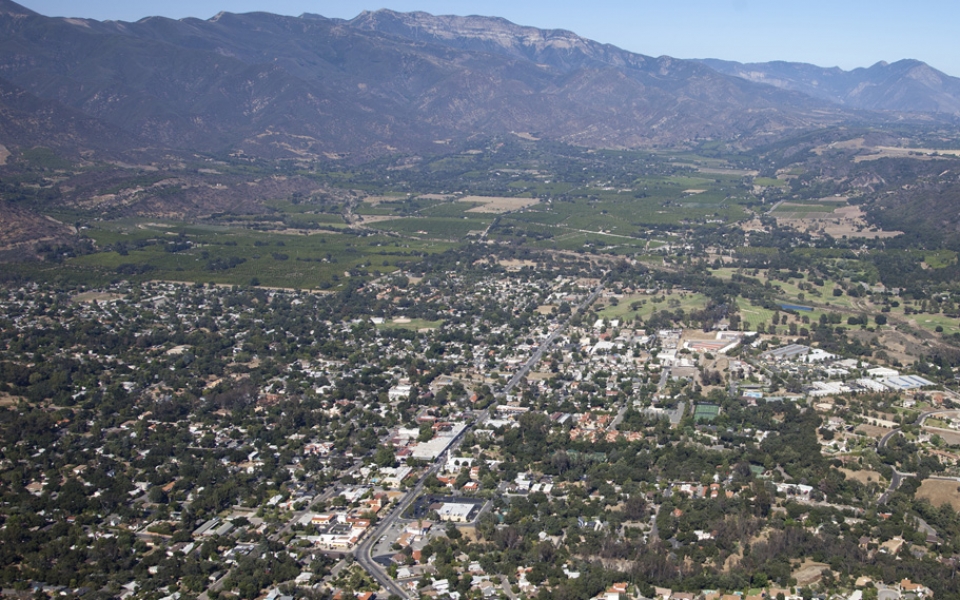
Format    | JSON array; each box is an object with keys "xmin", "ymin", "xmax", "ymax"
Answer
[
  {"xmin": 370, "ymin": 216, "xmax": 492, "ymax": 240},
  {"xmin": 501, "ymin": 209, "xmax": 569, "ymax": 226},
  {"xmin": 419, "ymin": 201, "xmax": 484, "ymax": 218},
  {"xmin": 281, "ymin": 213, "xmax": 348, "ymax": 228},
  {"xmin": 506, "ymin": 180, "xmax": 575, "ymax": 197},
  {"xmin": 665, "ymin": 175, "xmax": 719, "ymax": 188},
  {"xmin": 43, "ymin": 220, "xmax": 455, "ymax": 289},
  {"xmin": 355, "ymin": 204, "xmax": 403, "ymax": 216},
  {"xmin": 531, "ymin": 231, "xmax": 647, "ymax": 253},
  {"xmin": 511, "ymin": 190, "xmax": 750, "ymax": 235},
  {"xmin": 753, "ymin": 177, "xmax": 788, "ymax": 187}
]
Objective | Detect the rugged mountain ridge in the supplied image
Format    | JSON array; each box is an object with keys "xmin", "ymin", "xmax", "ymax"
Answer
[
  {"xmin": 0, "ymin": 1, "xmax": 856, "ymax": 161},
  {"xmin": 699, "ymin": 58, "xmax": 960, "ymax": 115},
  {"xmin": 0, "ymin": 1, "xmax": 957, "ymax": 164},
  {"xmin": 0, "ymin": 76, "xmax": 149, "ymax": 160}
]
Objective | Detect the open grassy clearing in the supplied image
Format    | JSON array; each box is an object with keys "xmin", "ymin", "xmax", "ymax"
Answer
[
  {"xmin": 459, "ymin": 195, "xmax": 541, "ymax": 213},
  {"xmin": 853, "ymin": 145, "xmax": 960, "ymax": 162},
  {"xmin": 924, "ymin": 250, "xmax": 958, "ymax": 269},
  {"xmin": 916, "ymin": 479, "xmax": 960, "ymax": 511},
  {"xmin": 792, "ymin": 560, "xmax": 831, "ymax": 586},
  {"xmin": 355, "ymin": 196, "xmax": 444, "ymax": 217},
  {"xmin": 839, "ymin": 468, "xmax": 885, "ymax": 485},
  {"xmin": 361, "ymin": 193, "xmax": 409, "ymax": 204},
  {"xmin": 773, "ymin": 204, "xmax": 903, "ymax": 239},
  {"xmin": 911, "ymin": 313, "xmax": 960, "ymax": 335},
  {"xmin": 71, "ymin": 291, "xmax": 125, "ymax": 303},
  {"xmin": 594, "ymin": 292, "xmax": 711, "ymax": 322}
]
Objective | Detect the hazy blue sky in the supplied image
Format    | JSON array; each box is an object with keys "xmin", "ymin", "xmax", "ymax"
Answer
[{"xmin": 17, "ymin": 0, "xmax": 960, "ymax": 76}]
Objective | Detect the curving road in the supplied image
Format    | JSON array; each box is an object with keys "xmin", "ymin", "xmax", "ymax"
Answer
[
  {"xmin": 875, "ymin": 407, "xmax": 960, "ymax": 504},
  {"xmin": 354, "ymin": 462, "xmax": 442, "ymax": 599}
]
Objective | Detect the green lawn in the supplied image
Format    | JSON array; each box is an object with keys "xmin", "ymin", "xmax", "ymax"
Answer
[{"xmin": 595, "ymin": 292, "xmax": 710, "ymax": 322}]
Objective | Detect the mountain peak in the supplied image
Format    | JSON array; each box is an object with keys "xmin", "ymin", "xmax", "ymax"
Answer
[{"xmin": 0, "ymin": 0, "xmax": 39, "ymax": 17}]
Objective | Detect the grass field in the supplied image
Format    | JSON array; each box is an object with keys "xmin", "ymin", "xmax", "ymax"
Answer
[
  {"xmin": 595, "ymin": 292, "xmax": 710, "ymax": 322},
  {"xmin": 912, "ymin": 313, "xmax": 960, "ymax": 334},
  {"xmin": 839, "ymin": 468, "xmax": 885, "ymax": 485},
  {"xmin": 916, "ymin": 479, "xmax": 960, "ymax": 511},
  {"xmin": 924, "ymin": 250, "xmax": 958, "ymax": 269}
]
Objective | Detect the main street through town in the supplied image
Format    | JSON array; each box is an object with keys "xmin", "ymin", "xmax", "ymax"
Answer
[{"xmin": 351, "ymin": 281, "xmax": 604, "ymax": 598}]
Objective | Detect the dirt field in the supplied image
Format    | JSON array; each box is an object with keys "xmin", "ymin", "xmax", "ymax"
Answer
[
  {"xmin": 512, "ymin": 132, "xmax": 540, "ymax": 141},
  {"xmin": 852, "ymin": 327, "xmax": 925, "ymax": 367},
  {"xmin": 537, "ymin": 304, "xmax": 556, "ymax": 315},
  {"xmin": 840, "ymin": 468, "xmax": 885, "ymax": 485},
  {"xmin": 921, "ymin": 427, "xmax": 960, "ymax": 446},
  {"xmin": 499, "ymin": 259, "xmax": 538, "ymax": 270},
  {"xmin": 773, "ymin": 204, "xmax": 902, "ymax": 239},
  {"xmin": 361, "ymin": 195, "xmax": 408, "ymax": 205},
  {"xmin": 72, "ymin": 291, "xmax": 125, "ymax": 304},
  {"xmin": 811, "ymin": 138, "xmax": 960, "ymax": 162},
  {"xmin": 853, "ymin": 423, "xmax": 894, "ymax": 441},
  {"xmin": 525, "ymin": 371, "xmax": 553, "ymax": 381},
  {"xmin": 854, "ymin": 146, "xmax": 960, "ymax": 162},
  {"xmin": 0, "ymin": 392, "xmax": 23, "ymax": 407},
  {"xmin": 792, "ymin": 560, "xmax": 830, "ymax": 586},
  {"xmin": 916, "ymin": 479, "xmax": 960, "ymax": 511},
  {"xmin": 460, "ymin": 196, "xmax": 540, "ymax": 213}
]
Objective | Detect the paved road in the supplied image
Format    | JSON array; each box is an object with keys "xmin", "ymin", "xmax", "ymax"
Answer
[
  {"xmin": 875, "ymin": 407, "xmax": 952, "ymax": 504},
  {"xmin": 609, "ymin": 400, "xmax": 629, "ymax": 431},
  {"xmin": 352, "ymin": 281, "xmax": 604, "ymax": 597},
  {"xmin": 877, "ymin": 469, "xmax": 904, "ymax": 505},
  {"xmin": 916, "ymin": 409, "xmax": 960, "ymax": 426},
  {"xmin": 649, "ymin": 505, "xmax": 660, "ymax": 542},
  {"xmin": 500, "ymin": 575, "xmax": 518, "ymax": 600},
  {"xmin": 354, "ymin": 461, "xmax": 442, "ymax": 599},
  {"xmin": 501, "ymin": 283, "xmax": 603, "ymax": 397}
]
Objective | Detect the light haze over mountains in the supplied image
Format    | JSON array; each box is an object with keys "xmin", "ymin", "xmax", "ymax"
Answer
[{"xmin": 1, "ymin": 0, "xmax": 959, "ymax": 161}]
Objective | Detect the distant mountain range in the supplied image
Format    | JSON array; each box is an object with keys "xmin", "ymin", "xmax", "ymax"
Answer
[
  {"xmin": 0, "ymin": 0, "xmax": 959, "ymax": 161},
  {"xmin": 698, "ymin": 58, "xmax": 960, "ymax": 114}
]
